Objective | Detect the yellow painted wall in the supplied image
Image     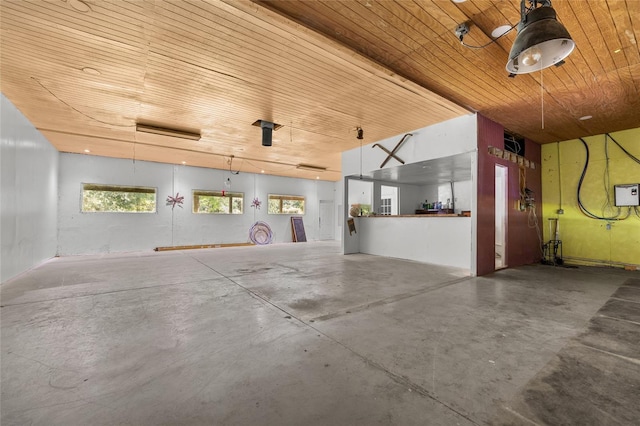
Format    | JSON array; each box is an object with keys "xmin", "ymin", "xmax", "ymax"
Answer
[{"xmin": 541, "ymin": 127, "xmax": 640, "ymax": 268}]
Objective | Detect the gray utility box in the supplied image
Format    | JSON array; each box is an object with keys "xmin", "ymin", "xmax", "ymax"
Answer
[{"xmin": 614, "ymin": 184, "xmax": 640, "ymax": 206}]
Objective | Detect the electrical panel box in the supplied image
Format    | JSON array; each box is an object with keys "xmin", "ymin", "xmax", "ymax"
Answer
[{"xmin": 614, "ymin": 184, "xmax": 640, "ymax": 207}]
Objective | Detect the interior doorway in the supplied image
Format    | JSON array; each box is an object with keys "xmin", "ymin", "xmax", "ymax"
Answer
[
  {"xmin": 495, "ymin": 165, "xmax": 508, "ymax": 270},
  {"xmin": 319, "ymin": 200, "xmax": 334, "ymax": 240}
]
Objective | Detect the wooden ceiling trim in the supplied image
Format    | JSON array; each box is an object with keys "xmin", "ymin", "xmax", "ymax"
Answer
[{"xmin": 45, "ymin": 127, "xmax": 343, "ymax": 174}]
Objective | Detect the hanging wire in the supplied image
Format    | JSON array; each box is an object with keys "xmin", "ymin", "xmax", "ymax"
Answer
[
  {"xmin": 606, "ymin": 133, "xmax": 640, "ymax": 165},
  {"xmin": 459, "ymin": 21, "xmax": 519, "ymax": 49},
  {"xmin": 556, "ymin": 142, "xmax": 562, "ymax": 211},
  {"xmin": 576, "ymin": 138, "xmax": 631, "ymax": 221},
  {"xmin": 228, "ymin": 155, "xmax": 240, "ymax": 175},
  {"xmin": 540, "ymin": 66, "xmax": 544, "ymax": 129},
  {"xmin": 601, "ymin": 135, "xmax": 618, "ymax": 218}
]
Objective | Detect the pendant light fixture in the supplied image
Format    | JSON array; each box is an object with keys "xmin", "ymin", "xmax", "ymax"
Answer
[{"xmin": 506, "ymin": 0, "xmax": 575, "ymax": 75}]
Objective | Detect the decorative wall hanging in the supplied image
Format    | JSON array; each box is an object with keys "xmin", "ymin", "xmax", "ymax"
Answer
[
  {"xmin": 372, "ymin": 133, "xmax": 412, "ymax": 168},
  {"xmin": 249, "ymin": 221, "xmax": 273, "ymax": 245},
  {"xmin": 166, "ymin": 193, "xmax": 184, "ymax": 209},
  {"xmin": 250, "ymin": 197, "xmax": 262, "ymax": 209}
]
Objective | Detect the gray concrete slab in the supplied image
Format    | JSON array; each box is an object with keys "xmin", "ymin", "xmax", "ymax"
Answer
[{"xmin": 1, "ymin": 242, "xmax": 638, "ymax": 425}]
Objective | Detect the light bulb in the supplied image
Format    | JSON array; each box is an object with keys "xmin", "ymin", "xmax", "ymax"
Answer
[
  {"xmin": 224, "ymin": 178, "xmax": 231, "ymax": 188},
  {"xmin": 520, "ymin": 46, "xmax": 542, "ymax": 67}
]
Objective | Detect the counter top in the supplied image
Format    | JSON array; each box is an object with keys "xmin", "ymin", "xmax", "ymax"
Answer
[{"xmin": 357, "ymin": 214, "xmax": 466, "ymax": 218}]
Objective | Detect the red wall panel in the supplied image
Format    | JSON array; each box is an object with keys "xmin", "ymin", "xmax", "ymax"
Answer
[{"xmin": 476, "ymin": 115, "xmax": 542, "ymax": 276}]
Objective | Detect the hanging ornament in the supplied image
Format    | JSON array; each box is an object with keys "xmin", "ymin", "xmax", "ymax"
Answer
[
  {"xmin": 166, "ymin": 193, "xmax": 184, "ymax": 209},
  {"xmin": 251, "ymin": 197, "xmax": 262, "ymax": 210}
]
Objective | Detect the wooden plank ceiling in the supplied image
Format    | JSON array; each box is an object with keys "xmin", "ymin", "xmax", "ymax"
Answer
[{"xmin": 2, "ymin": 1, "xmax": 639, "ymax": 182}]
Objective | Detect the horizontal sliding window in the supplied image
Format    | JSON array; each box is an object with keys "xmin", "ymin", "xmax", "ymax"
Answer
[
  {"xmin": 193, "ymin": 190, "xmax": 243, "ymax": 214},
  {"xmin": 268, "ymin": 194, "xmax": 305, "ymax": 214},
  {"xmin": 82, "ymin": 184, "xmax": 156, "ymax": 213}
]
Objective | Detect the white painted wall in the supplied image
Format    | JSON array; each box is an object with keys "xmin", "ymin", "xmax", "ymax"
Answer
[
  {"xmin": 58, "ymin": 153, "xmax": 337, "ymax": 255},
  {"xmin": 342, "ymin": 114, "xmax": 477, "ymax": 177},
  {"xmin": 1, "ymin": 95, "xmax": 59, "ymax": 283},
  {"xmin": 340, "ymin": 114, "xmax": 478, "ymax": 274},
  {"xmin": 358, "ymin": 217, "xmax": 472, "ymax": 270}
]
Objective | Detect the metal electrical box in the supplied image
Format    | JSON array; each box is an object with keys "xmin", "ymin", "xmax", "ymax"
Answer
[{"xmin": 614, "ymin": 184, "xmax": 640, "ymax": 206}]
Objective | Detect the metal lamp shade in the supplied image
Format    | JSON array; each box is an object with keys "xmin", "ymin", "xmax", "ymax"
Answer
[{"xmin": 506, "ymin": 6, "xmax": 575, "ymax": 74}]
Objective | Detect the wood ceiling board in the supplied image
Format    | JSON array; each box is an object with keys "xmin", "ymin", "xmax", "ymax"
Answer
[
  {"xmin": 261, "ymin": 0, "xmax": 640, "ymax": 143},
  {"xmin": 429, "ymin": 0, "xmax": 569, "ymax": 97},
  {"xmin": 5, "ymin": 0, "xmax": 637, "ymax": 181},
  {"xmin": 147, "ymin": 3, "xmax": 455, "ymax": 122}
]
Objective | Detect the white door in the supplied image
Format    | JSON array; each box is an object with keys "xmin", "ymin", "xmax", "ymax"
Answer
[
  {"xmin": 319, "ymin": 200, "xmax": 334, "ymax": 240},
  {"xmin": 495, "ymin": 165, "xmax": 508, "ymax": 269}
]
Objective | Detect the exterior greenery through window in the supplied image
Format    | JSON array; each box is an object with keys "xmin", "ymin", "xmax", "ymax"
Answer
[
  {"xmin": 268, "ymin": 194, "xmax": 305, "ymax": 214},
  {"xmin": 193, "ymin": 190, "xmax": 243, "ymax": 214},
  {"xmin": 82, "ymin": 184, "xmax": 156, "ymax": 213}
]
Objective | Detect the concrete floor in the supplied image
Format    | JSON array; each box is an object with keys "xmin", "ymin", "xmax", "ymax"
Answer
[{"xmin": 1, "ymin": 241, "xmax": 638, "ymax": 425}]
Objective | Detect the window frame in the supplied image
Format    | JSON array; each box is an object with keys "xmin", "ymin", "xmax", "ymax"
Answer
[
  {"xmin": 267, "ymin": 194, "xmax": 306, "ymax": 215},
  {"xmin": 81, "ymin": 183, "xmax": 157, "ymax": 213},
  {"xmin": 192, "ymin": 190, "xmax": 244, "ymax": 215}
]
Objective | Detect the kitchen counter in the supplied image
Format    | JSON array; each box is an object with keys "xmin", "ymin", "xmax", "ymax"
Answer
[
  {"xmin": 354, "ymin": 215, "xmax": 472, "ymax": 270},
  {"xmin": 358, "ymin": 213, "xmax": 465, "ymax": 218}
]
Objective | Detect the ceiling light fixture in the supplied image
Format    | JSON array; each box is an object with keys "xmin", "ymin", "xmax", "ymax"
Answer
[
  {"xmin": 296, "ymin": 164, "xmax": 327, "ymax": 172},
  {"xmin": 491, "ymin": 25, "xmax": 512, "ymax": 38},
  {"xmin": 506, "ymin": 0, "xmax": 575, "ymax": 75},
  {"xmin": 136, "ymin": 123, "xmax": 201, "ymax": 140}
]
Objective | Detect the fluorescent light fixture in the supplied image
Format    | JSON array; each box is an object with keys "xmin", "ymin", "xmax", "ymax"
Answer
[
  {"xmin": 296, "ymin": 164, "xmax": 327, "ymax": 172},
  {"xmin": 136, "ymin": 123, "xmax": 201, "ymax": 141},
  {"xmin": 506, "ymin": 0, "xmax": 575, "ymax": 75}
]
